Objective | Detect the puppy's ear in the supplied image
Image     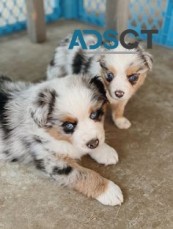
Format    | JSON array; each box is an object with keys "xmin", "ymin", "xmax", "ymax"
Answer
[
  {"xmin": 90, "ymin": 76, "xmax": 108, "ymax": 102},
  {"xmin": 137, "ymin": 46, "xmax": 153, "ymax": 72},
  {"xmin": 97, "ymin": 55, "xmax": 107, "ymax": 70},
  {"xmin": 143, "ymin": 51, "xmax": 153, "ymax": 71},
  {"xmin": 30, "ymin": 88, "xmax": 57, "ymax": 127}
]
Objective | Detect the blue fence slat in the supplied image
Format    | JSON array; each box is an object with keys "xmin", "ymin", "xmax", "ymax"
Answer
[
  {"xmin": 0, "ymin": 22, "xmax": 26, "ymax": 36},
  {"xmin": 161, "ymin": 0, "xmax": 173, "ymax": 47},
  {"xmin": 61, "ymin": 0, "xmax": 80, "ymax": 19}
]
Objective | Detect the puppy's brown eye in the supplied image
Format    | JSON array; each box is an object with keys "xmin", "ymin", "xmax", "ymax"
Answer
[
  {"xmin": 90, "ymin": 109, "xmax": 104, "ymax": 121},
  {"xmin": 128, "ymin": 74, "xmax": 139, "ymax": 85},
  {"xmin": 62, "ymin": 122, "xmax": 77, "ymax": 134},
  {"xmin": 106, "ymin": 72, "xmax": 114, "ymax": 82}
]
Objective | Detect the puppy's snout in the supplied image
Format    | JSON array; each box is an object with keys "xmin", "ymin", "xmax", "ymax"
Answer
[
  {"xmin": 86, "ymin": 138, "xmax": 99, "ymax": 149},
  {"xmin": 115, "ymin": 90, "xmax": 124, "ymax": 98}
]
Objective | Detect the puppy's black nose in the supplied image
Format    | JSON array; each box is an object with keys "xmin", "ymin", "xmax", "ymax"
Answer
[
  {"xmin": 115, "ymin": 90, "xmax": 124, "ymax": 98},
  {"xmin": 86, "ymin": 139, "xmax": 99, "ymax": 149}
]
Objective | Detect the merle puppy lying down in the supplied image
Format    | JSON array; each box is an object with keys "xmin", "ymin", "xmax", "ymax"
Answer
[{"xmin": 0, "ymin": 75, "xmax": 123, "ymax": 206}]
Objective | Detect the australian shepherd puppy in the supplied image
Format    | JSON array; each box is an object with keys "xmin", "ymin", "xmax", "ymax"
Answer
[
  {"xmin": 47, "ymin": 35, "xmax": 153, "ymax": 129},
  {"xmin": 0, "ymin": 75, "xmax": 123, "ymax": 206}
]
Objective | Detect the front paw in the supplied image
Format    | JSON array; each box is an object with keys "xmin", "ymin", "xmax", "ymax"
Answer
[
  {"xmin": 96, "ymin": 181, "xmax": 123, "ymax": 206},
  {"xmin": 114, "ymin": 117, "xmax": 131, "ymax": 129},
  {"xmin": 89, "ymin": 143, "xmax": 118, "ymax": 165}
]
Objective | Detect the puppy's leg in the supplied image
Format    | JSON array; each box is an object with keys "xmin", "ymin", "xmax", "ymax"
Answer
[
  {"xmin": 34, "ymin": 155, "xmax": 123, "ymax": 206},
  {"xmin": 111, "ymin": 101, "xmax": 131, "ymax": 129},
  {"xmin": 89, "ymin": 143, "xmax": 118, "ymax": 166},
  {"xmin": 31, "ymin": 142, "xmax": 123, "ymax": 205}
]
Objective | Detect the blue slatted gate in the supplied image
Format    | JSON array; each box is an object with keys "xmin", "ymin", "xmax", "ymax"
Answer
[{"xmin": 0, "ymin": 0, "xmax": 173, "ymax": 48}]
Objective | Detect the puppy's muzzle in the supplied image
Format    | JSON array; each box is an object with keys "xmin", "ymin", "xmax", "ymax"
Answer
[{"xmin": 86, "ymin": 138, "xmax": 99, "ymax": 149}]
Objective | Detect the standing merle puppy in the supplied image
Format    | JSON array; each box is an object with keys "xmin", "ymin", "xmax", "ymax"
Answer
[
  {"xmin": 47, "ymin": 34, "xmax": 153, "ymax": 129},
  {"xmin": 0, "ymin": 75, "xmax": 123, "ymax": 206}
]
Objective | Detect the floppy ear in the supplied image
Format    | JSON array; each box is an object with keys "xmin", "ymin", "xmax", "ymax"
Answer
[
  {"xmin": 143, "ymin": 51, "xmax": 153, "ymax": 71},
  {"xmin": 137, "ymin": 45, "xmax": 153, "ymax": 72},
  {"xmin": 30, "ymin": 88, "xmax": 57, "ymax": 127},
  {"xmin": 97, "ymin": 55, "xmax": 107, "ymax": 70},
  {"xmin": 90, "ymin": 76, "xmax": 108, "ymax": 102}
]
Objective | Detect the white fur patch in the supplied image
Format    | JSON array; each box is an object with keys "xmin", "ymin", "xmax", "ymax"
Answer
[
  {"xmin": 96, "ymin": 181, "xmax": 123, "ymax": 206},
  {"xmin": 113, "ymin": 117, "xmax": 132, "ymax": 129},
  {"xmin": 89, "ymin": 143, "xmax": 118, "ymax": 165}
]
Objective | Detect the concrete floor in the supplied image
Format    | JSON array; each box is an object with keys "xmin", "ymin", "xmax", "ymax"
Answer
[{"xmin": 0, "ymin": 21, "xmax": 173, "ymax": 229}]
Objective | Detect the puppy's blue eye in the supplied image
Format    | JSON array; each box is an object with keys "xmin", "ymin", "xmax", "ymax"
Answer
[
  {"xmin": 106, "ymin": 72, "xmax": 114, "ymax": 82},
  {"xmin": 128, "ymin": 74, "xmax": 139, "ymax": 85},
  {"xmin": 90, "ymin": 109, "xmax": 104, "ymax": 121},
  {"xmin": 62, "ymin": 122, "xmax": 77, "ymax": 134},
  {"xmin": 90, "ymin": 112, "xmax": 98, "ymax": 120}
]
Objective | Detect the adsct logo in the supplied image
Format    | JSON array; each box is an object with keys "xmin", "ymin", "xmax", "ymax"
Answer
[{"xmin": 69, "ymin": 29, "xmax": 159, "ymax": 53}]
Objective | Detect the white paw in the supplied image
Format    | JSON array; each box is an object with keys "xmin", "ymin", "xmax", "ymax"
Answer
[
  {"xmin": 114, "ymin": 117, "xmax": 131, "ymax": 129},
  {"xmin": 89, "ymin": 143, "xmax": 119, "ymax": 165},
  {"xmin": 96, "ymin": 181, "xmax": 123, "ymax": 206}
]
